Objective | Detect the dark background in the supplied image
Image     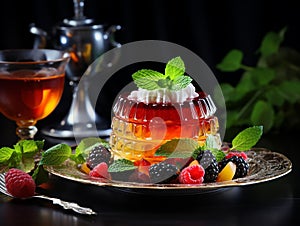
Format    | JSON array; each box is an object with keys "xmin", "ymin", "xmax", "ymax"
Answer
[
  {"xmin": 0, "ymin": 0, "xmax": 299, "ymax": 145},
  {"xmin": 1, "ymin": 0, "xmax": 299, "ymax": 68}
]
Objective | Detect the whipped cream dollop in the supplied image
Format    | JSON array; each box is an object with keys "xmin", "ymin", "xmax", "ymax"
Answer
[{"xmin": 128, "ymin": 83, "xmax": 199, "ymax": 103}]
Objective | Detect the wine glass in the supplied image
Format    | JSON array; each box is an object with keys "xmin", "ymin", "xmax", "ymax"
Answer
[{"xmin": 0, "ymin": 49, "xmax": 70, "ymax": 140}]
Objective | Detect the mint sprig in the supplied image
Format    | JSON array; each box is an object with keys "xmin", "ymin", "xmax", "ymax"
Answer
[
  {"xmin": 132, "ymin": 56, "xmax": 192, "ymax": 91},
  {"xmin": 0, "ymin": 140, "xmax": 43, "ymax": 173}
]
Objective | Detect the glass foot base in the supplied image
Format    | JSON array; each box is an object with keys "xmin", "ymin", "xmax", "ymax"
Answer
[{"xmin": 41, "ymin": 120, "xmax": 111, "ymax": 138}]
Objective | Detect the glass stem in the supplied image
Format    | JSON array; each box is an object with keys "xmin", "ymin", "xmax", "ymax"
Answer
[{"xmin": 16, "ymin": 126, "xmax": 38, "ymax": 140}]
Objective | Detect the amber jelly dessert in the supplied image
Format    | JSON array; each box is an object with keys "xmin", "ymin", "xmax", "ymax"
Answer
[{"xmin": 109, "ymin": 57, "xmax": 221, "ymax": 163}]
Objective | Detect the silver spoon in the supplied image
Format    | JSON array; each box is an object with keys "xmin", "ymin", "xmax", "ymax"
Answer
[{"xmin": 0, "ymin": 173, "xmax": 96, "ymax": 215}]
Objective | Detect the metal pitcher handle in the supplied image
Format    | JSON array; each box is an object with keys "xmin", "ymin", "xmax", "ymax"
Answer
[
  {"xmin": 29, "ymin": 23, "xmax": 48, "ymax": 49},
  {"xmin": 105, "ymin": 25, "xmax": 122, "ymax": 48}
]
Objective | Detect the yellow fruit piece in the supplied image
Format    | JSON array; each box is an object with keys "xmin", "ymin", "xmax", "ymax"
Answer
[
  {"xmin": 189, "ymin": 159, "xmax": 200, "ymax": 166},
  {"xmin": 80, "ymin": 162, "xmax": 91, "ymax": 174},
  {"xmin": 216, "ymin": 161, "xmax": 236, "ymax": 182}
]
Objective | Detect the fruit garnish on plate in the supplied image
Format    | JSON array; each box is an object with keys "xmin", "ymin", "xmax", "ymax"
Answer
[
  {"xmin": 76, "ymin": 125, "xmax": 263, "ymax": 184},
  {"xmin": 0, "ymin": 126, "xmax": 262, "ymax": 186}
]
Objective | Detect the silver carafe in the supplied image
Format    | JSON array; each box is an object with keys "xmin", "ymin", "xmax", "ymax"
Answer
[{"xmin": 30, "ymin": 0, "xmax": 121, "ymax": 138}]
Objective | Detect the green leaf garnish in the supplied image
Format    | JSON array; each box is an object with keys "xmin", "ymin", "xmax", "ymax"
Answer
[
  {"xmin": 171, "ymin": 75, "xmax": 192, "ymax": 90},
  {"xmin": 0, "ymin": 140, "xmax": 43, "ymax": 172},
  {"xmin": 231, "ymin": 126, "xmax": 263, "ymax": 151},
  {"xmin": 108, "ymin": 159, "xmax": 136, "ymax": 173},
  {"xmin": 132, "ymin": 69, "xmax": 165, "ymax": 90},
  {"xmin": 210, "ymin": 149, "xmax": 226, "ymax": 162},
  {"xmin": 132, "ymin": 56, "xmax": 193, "ymax": 91},
  {"xmin": 155, "ymin": 138, "xmax": 200, "ymax": 158},
  {"xmin": 0, "ymin": 147, "xmax": 15, "ymax": 164},
  {"xmin": 165, "ymin": 56, "xmax": 185, "ymax": 80},
  {"xmin": 39, "ymin": 144, "xmax": 72, "ymax": 166}
]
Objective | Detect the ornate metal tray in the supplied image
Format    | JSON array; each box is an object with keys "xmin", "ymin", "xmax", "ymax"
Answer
[{"xmin": 46, "ymin": 148, "xmax": 292, "ymax": 195}]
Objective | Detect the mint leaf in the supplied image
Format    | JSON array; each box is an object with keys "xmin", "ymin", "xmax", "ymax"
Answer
[
  {"xmin": 14, "ymin": 140, "xmax": 42, "ymax": 157},
  {"xmin": 170, "ymin": 75, "xmax": 192, "ymax": 90},
  {"xmin": 40, "ymin": 144, "xmax": 72, "ymax": 166},
  {"xmin": 231, "ymin": 126, "xmax": 263, "ymax": 151},
  {"xmin": 0, "ymin": 147, "xmax": 15, "ymax": 164},
  {"xmin": 165, "ymin": 56, "xmax": 185, "ymax": 80},
  {"xmin": 210, "ymin": 149, "xmax": 226, "ymax": 162},
  {"xmin": 155, "ymin": 138, "xmax": 200, "ymax": 158},
  {"xmin": 217, "ymin": 49, "xmax": 243, "ymax": 72},
  {"xmin": 108, "ymin": 159, "xmax": 136, "ymax": 173},
  {"xmin": 132, "ymin": 69, "xmax": 165, "ymax": 90}
]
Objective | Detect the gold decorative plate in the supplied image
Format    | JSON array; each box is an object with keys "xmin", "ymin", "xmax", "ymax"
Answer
[{"xmin": 45, "ymin": 148, "xmax": 292, "ymax": 195}]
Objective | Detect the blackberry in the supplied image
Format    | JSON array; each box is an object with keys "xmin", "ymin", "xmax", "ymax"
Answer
[
  {"xmin": 149, "ymin": 162, "xmax": 179, "ymax": 184},
  {"xmin": 218, "ymin": 156, "xmax": 249, "ymax": 178},
  {"xmin": 86, "ymin": 145, "xmax": 111, "ymax": 169},
  {"xmin": 196, "ymin": 150, "xmax": 219, "ymax": 182},
  {"xmin": 218, "ymin": 158, "xmax": 228, "ymax": 171}
]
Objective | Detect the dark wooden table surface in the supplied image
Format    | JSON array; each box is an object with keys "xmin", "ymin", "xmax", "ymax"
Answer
[{"xmin": 0, "ymin": 114, "xmax": 298, "ymax": 226}]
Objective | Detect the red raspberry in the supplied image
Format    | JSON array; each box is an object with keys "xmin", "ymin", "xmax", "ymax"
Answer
[
  {"xmin": 89, "ymin": 162, "xmax": 110, "ymax": 179},
  {"xmin": 225, "ymin": 152, "xmax": 248, "ymax": 160},
  {"xmin": 179, "ymin": 164, "xmax": 205, "ymax": 184},
  {"xmin": 5, "ymin": 168, "xmax": 36, "ymax": 198}
]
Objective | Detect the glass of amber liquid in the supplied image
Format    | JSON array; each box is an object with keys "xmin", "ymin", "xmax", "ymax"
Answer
[{"xmin": 0, "ymin": 49, "xmax": 70, "ymax": 140}]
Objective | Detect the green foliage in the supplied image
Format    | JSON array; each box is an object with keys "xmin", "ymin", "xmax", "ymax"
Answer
[{"xmin": 217, "ymin": 27, "xmax": 300, "ymax": 133}]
